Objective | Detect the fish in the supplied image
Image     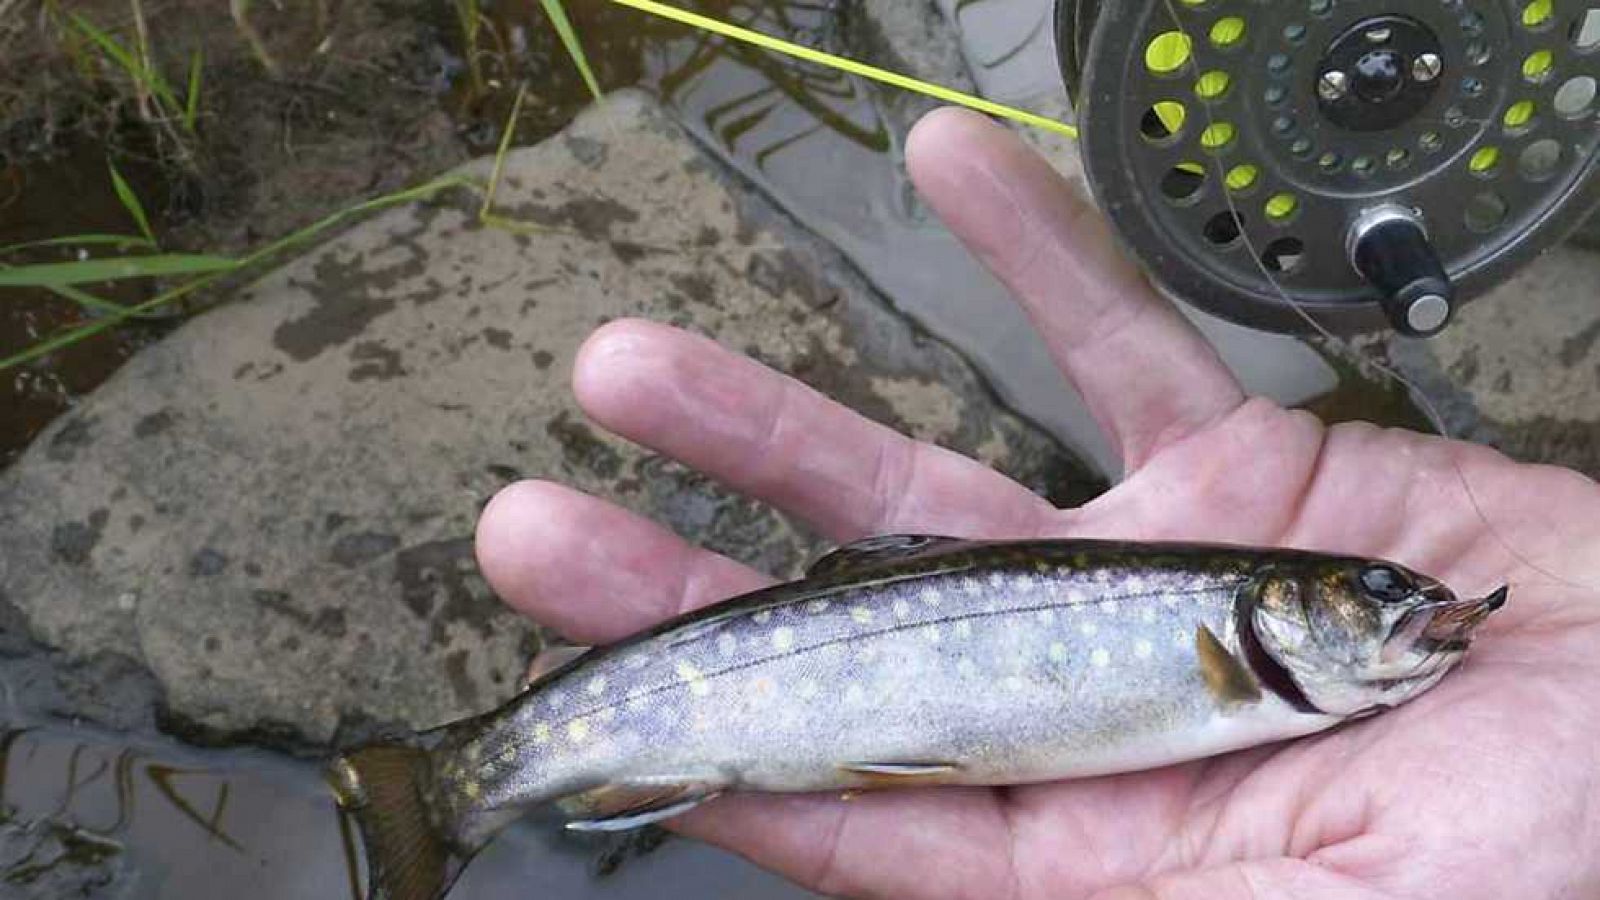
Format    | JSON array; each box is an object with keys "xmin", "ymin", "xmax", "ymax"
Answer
[{"xmin": 326, "ymin": 537, "xmax": 1508, "ymax": 900}]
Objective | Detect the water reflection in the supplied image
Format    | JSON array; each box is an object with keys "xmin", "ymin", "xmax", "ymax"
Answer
[{"xmin": 0, "ymin": 724, "xmax": 811, "ymax": 899}]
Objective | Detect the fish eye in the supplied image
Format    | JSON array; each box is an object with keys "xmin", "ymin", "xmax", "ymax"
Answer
[{"xmin": 1359, "ymin": 565, "xmax": 1413, "ymax": 603}]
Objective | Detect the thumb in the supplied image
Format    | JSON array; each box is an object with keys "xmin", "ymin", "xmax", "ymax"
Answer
[{"xmin": 1090, "ymin": 857, "xmax": 1393, "ymax": 900}]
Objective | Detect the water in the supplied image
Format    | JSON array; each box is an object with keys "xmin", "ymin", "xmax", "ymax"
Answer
[{"xmin": 0, "ymin": 723, "xmax": 813, "ymax": 899}]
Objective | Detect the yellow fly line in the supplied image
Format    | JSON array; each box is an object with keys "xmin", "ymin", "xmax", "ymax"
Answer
[{"xmin": 603, "ymin": 0, "xmax": 1080, "ymax": 139}]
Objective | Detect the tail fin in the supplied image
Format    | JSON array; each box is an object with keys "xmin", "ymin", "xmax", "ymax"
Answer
[{"xmin": 327, "ymin": 745, "xmax": 465, "ymax": 900}]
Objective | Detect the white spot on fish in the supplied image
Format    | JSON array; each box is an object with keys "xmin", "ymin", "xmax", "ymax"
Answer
[
  {"xmin": 748, "ymin": 676, "xmax": 776, "ymax": 702},
  {"xmin": 924, "ymin": 624, "xmax": 942, "ymax": 644},
  {"xmin": 676, "ymin": 662, "xmax": 711, "ymax": 697},
  {"xmin": 1048, "ymin": 642, "xmax": 1068, "ymax": 663},
  {"xmin": 893, "ymin": 599, "xmax": 911, "ymax": 620},
  {"xmin": 798, "ymin": 677, "xmax": 820, "ymax": 699},
  {"xmin": 753, "ymin": 610, "xmax": 773, "ymax": 625},
  {"xmin": 954, "ymin": 621, "xmax": 974, "ymax": 639},
  {"xmin": 1091, "ymin": 648, "xmax": 1111, "ymax": 668},
  {"xmin": 567, "ymin": 717, "xmax": 591, "ymax": 743},
  {"xmin": 806, "ymin": 599, "xmax": 831, "ymax": 614},
  {"xmin": 988, "ymin": 572, "xmax": 1006, "ymax": 588},
  {"xmin": 1003, "ymin": 675, "xmax": 1026, "ymax": 692},
  {"xmin": 1135, "ymin": 639, "xmax": 1154, "ymax": 660},
  {"xmin": 850, "ymin": 607, "xmax": 874, "ymax": 625},
  {"xmin": 957, "ymin": 658, "xmax": 978, "ymax": 677},
  {"xmin": 1037, "ymin": 609, "xmax": 1056, "ymax": 625},
  {"xmin": 533, "ymin": 722, "xmax": 551, "ymax": 745},
  {"xmin": 1099, "ymin": 600, "xmax": 1120, "ymax": 615},
  {"xmin": 1141, "ymin": 607, "xmax": 1158, "ymax": 624},
  {"xmin": 962, "ymin": 579, "xmax": 981, "ymax": 596},
  {"xmin": 1080, "ymin": 622, "xmax": 1099, "ymax": 637},
  {"xmin": 597, "ymin": 706, "xmax": 617, "ymax": 723},
  {"xmin": 626, "ymin": 653, "xmax": 651, "ymax": 670},
  {"xmin": 1125, "ymin": 576, "xmax": 1147, "ymax": 592},
  {"xmin": 772, "ymin": 627, "xmax": 796, "ymax": 652},
  {"xmin": 718, "ymin": 633, "xmax": 738, "ymax": 656},
  {"xmin": 845, "ymin": 684, "xmax": 866, "ymax": 704},
  {"xmin": 919, "ymin": 588, "xmax": 943, "ymax": 607},
  {"xmin": 546, "ymin": 690, "xmax": 568, "ymax": 710},
  {"xmin": 624, "ymin": 694, "xmax": 648, "ymax": 713},
  {"xmin": 1164, "ymin": 594, "xmax": 1181, "ymax": 608},
  {"xmin": 586, "ymin": 676, "xmax": 607, "ymax": 696}
]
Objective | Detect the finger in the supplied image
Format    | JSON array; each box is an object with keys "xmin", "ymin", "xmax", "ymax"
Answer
[
  {"xmin": 573, "ymin": 319, "xmax": 1053, "ymax": 542},
  {"xmin": 905, "ymin": 108, "xmax": 1244, "ymax": 474},
  {"xmin": 475, "ymin": 480, "xmax": 770, "ymax": 644},
  {"xmin": 675, "ymin": 789, "xmax": 1019, "ymax": 900},
  {"xmin": 1089, "ymin": 858, "xmax": 1392, "ymax": 900}
]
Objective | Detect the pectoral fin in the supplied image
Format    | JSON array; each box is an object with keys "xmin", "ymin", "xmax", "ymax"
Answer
[
  {"xmin": 1196, "ymin": 624, "xmax": 1262, "ymax": 705},
  {"xmin": 560, "ymin": 779, "xmax": 723, "ymax": 833}
]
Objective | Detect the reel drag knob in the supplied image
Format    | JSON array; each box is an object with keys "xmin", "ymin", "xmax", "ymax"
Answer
[{"xmin": 1347, "ymin": 208, "xmax": 1455, "ymax": 337}]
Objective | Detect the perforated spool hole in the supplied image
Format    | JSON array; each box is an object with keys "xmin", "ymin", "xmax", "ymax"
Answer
[
  {"xmin": 1204, "ymin": 210, "xmax": 1246, "ymax": 245},
  {"xmin": 1519, "ymin": 138, "xmax": 1563, "ymax": 180},
  {"xmin": 1261, "ymin": 238, "xmax": 1306, "ymax": 274},
  {"xmin": 1147, "ymin": 32, "xmax": 1194, "ymax": 74},
  {"xmin": 1161, "ymin": 163, "xmax": 1208, "ymax": 203},
  {"xmin": 1196, "ymin": 70, "xmax": 1232, "ymax": 100},
  {"xmin": 1200, "ymin": 122, "xmax": 1237, "ymax": 152},
  {"xmin": 1465, "ymin": 191, "xmax": 1508, "ymax": 231},
  {"xmin": 1523, "ymin": 50, "xmax": 1554, "ymax": 82},
  {"xmin": 1555, "ymin": 76, "xmax": 1598, "ymax": 116},
  {"xmin": 1470, "ymin": 145, "xmax": 1502, "ymax": 175},
  {"xmin": 1211, "ymin": 16, "xmax": 1248, "ymax": 49},
  {"xmin": 1504, "ymin": 100, "xmax": 1537, "ymax": 130},
  {"xmin": 1575, "ymin": 9, "xmax": 1600, "ymax": 50},
  {"xmin": 1141, "ymin": 102, "xmax": 1189, "ymax": 142},
  {"xmin": 1265, "ymin": 192, "xmax": 1299, "ymax": 222},
  {"xmin": 1225, "ymin": 164, "xmax": 1260, "ymax": 192}
]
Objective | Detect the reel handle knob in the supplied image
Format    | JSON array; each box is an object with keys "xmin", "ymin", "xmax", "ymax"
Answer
[{"xmin": 1348, "ymin": 210, "xmax": 1455, "ymax": 337}]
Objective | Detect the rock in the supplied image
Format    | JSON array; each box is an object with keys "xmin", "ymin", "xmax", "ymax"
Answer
[
  {"xmin": 0, "ymin": 90, "xmax": 1098, "ymax": 747},
  {"xmin": 1389, "ymin": 243, "xmax": 1600, "ymax": 479}
]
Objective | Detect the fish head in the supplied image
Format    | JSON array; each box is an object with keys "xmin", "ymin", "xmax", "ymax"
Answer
[{"xmin": 1244, "ymin": 558, "xmax": 1507, "ymax": 716}]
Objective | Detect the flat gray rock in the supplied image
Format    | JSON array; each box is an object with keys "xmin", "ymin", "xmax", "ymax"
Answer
[{"xmin": 0, "ymin": 90, "xmax": 1094, "ymax": 746}]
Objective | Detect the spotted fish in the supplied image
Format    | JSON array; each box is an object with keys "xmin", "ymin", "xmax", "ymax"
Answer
[{"xmin": 327, "ymin": 537, "xmax": 1507, "ymax": 900}]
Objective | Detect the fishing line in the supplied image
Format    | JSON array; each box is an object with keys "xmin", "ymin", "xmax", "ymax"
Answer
[{"xmin": 592, "ymin": 0, "xmax": 1594, "ymax": 592}]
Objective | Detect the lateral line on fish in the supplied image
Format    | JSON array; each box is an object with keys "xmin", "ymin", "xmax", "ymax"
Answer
[{"xmin": 537, "ymin": 582, "xmax": 1243, "ymax": 732}]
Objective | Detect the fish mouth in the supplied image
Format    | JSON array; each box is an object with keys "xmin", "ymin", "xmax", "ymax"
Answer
[{"xmin": 1417, "ymin": 585, "xmax": 1508, "ymax": 653}]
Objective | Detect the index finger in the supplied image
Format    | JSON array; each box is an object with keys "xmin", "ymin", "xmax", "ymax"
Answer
[{"xmin": 906, "ymin": 108, "xmax": 1245, "ymax": 474}]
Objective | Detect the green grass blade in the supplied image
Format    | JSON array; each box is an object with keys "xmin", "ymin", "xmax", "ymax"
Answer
[
  {"xmin": 70, "ymin": 14, "xmax": 139, "ymax": 76},
  {"xmin": 0, "ymin": 234, "xmax": 157, "ymax": 256},
  {"xmin": 0, "ymin": 175, "xmax": 475, "ymax": 372},
  {"xmin": 108, "ymin": 161, "xmax": 157, "ymax": 245},
  {"xmin": 538, "ymin": 0, "xmax": 604, "ymax": 104},
  {"xmin": 184, "ymin": 49, "xmax": 203, "ymax": 131},
  {"xmin": 0, "ymin": 254, "xmax": 237, "ymax": 288},
  {"xmin": 44, "ymin": 284, "xmax": 140, "ymax": 318}
]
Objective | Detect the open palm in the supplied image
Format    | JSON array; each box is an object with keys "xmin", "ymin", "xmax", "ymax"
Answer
[{"xmin": 474, "ymin": 108, "xmax": 1600, "ymax": 899}]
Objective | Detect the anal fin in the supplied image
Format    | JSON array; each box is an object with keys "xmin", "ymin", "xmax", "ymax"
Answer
[
  {"xmin": 839, "ymin": 761, "xmax": 963, "ymax": 788},
  {"xmin": 559, "ymin": 779, "xmax": 723, "ymax": 833}
]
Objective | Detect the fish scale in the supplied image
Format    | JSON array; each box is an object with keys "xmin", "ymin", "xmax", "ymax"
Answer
[{"xmin": 330, "ymin": 537, "xmax": 1506, "ymax": 900}]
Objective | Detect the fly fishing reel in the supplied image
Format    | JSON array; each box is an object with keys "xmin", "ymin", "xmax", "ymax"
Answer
[{"xmin": 1056, "ymin": 0, "xmax": 1600, "ymax": 335}]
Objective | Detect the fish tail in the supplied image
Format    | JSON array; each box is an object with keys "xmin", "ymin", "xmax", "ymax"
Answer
[{"xmin": 327, "ymin": 744, "xmax": 464, "ymax": 900}]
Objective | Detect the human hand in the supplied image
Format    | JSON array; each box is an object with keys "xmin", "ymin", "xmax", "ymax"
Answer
[{"xmin": 474, "ymin": 107, "xmax": 1600, "ymax": 900}]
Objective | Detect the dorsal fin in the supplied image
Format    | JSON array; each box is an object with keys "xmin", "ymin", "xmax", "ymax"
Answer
[{"xmin": 806, "ymin": 535, "xmax": 967, "ymax": 579}]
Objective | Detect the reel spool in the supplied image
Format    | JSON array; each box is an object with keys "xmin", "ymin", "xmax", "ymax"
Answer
[{"xmin": 1055, "ymin": 0, "xmax": 1600, "ymax": 336}]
